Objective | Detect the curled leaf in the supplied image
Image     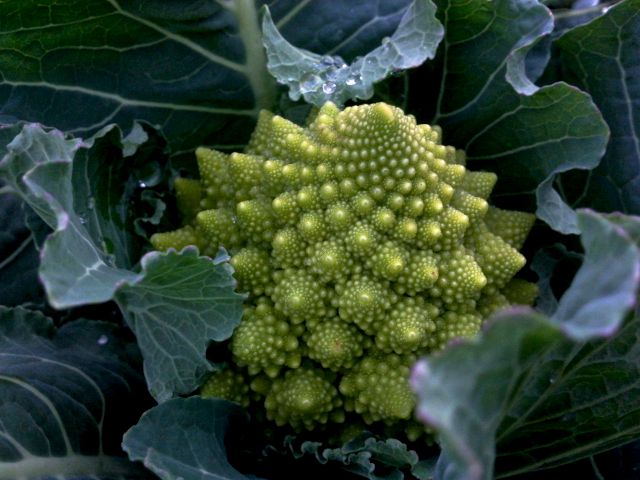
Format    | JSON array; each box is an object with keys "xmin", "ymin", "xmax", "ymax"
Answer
[{"xmin": 263, "ymin": 0, "xmax": 443, "ymax": 106}]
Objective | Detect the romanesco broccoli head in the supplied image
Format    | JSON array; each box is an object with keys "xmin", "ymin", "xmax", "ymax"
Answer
[{"xmin": 151, "ymin": 102, "xmax": 536, "ymax": 437}]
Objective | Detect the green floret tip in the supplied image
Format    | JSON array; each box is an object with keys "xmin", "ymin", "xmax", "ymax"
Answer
[
  {"xmin": 305, "ymin": 316, "xmax": 369, "ymax": 371},
  {"xmin": 231, "ymin": 298, "xmax": 302, "ymax": 377},
  {"xmin": 151, "ymin": 102, "xmax": 537, "ymax": 435},
  {"xmin": 375, "ymin": 298, "xmax": 438, "ymax": 354},
  {"xmin": 340, "ymin": 353, "xmax": 416, "ymax": 424},
  {"xmin": 502, "ymin": 278, "xmax": 539, "ymax": 306},
  {"xmin": 201, "ymin": 366, "xmax": 250, "ymax": 408},
  {"xmin": 265, "ymin": 366, "xmax": 343, "ymax": 430},
  {"xmin": 174, "ymin": 177, "xmax": 201, "ymax": 221},
  {"xmin": 229, "ymin": 247, "xmax": 272, "ymax": 296}
]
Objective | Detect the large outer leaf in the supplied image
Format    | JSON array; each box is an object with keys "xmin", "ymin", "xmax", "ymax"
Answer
[
  {"xmin": 551, "ymin": 210, "xmax": 640, "ymax": 339},
  {"xmin": 494, "ymin": 314, "xmax": 640, "ymax": 477},
  {"xmin": 0, "ymin": 123, "xmax": 143, "ymax": 307},
  {"xmin": 0, "ymin": 0, "xmax": 413, "ymax": 154},
  {"xmin": 412, "ymin": 311, "xmax": 556, "ymax": 480},
  {"xmin": 413, "ymin": 311, "xmax": 640, "ymax": 480},
  {"xmin": 0, "ymin": 124, "xmax": 245, "ymax": 403},
  {"xmin": 411, "ymin": 211, "xmax": 640, "ymax": 480},
  {"xmin": 123, "ymin": 397, "xmax": 259, "ymax": 480},
  {"xmin": 116, "ymin": 248, "xmax": 245, "ymax": 402},
  {"xmin": 429, "ymin": 0, "xmax": 609, "ymax": 234},
  {"xmin": 555, "ymin": 0, "xmax": 640, "ymax": 215},
  {"xmin": 0, "ymin": 306, "xmax": 151, "ymax": 479}
]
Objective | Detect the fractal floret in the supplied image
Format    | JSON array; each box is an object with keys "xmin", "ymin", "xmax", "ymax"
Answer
[{"xmin": 151, "ymin": 102, "xmax": 537, "ymax": 435}]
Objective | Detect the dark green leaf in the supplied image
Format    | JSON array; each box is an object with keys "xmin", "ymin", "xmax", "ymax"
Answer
[
  {"xmin": 263, "ymin": 0, "xmax": 443, "ymax": 107},
  {"xmin": 432, "ymin": 0, "xmax": 552, "ymax": 124},
  {"xmin": 556, "ymin": 0, "xmax": 640, "ymax": 215},
  {"xmin": 122, "ymin": 397, "xmax": 259, "ymax": 480},
  {"xmin": 530, "ymin": 243, "xmax": 582, "ymax": 316},
  {"xmin": 0, "ymin": 0, "xmax": 263, "ymax": 155},
  {"xmin": 466, "ymin": 84, "xmax": 607, "ymax": 234},
  {"xmin": 523, "ymin": 36, "xmax": 552, "ymax": 85},
  {"xmin": 1, "ymin": 124, "xmax": 244, "ymax": 402},
  {"xmin": 430, "ymin": 0, "xmax": 609, "ymax": 234},
  {"xmin": 0, "ymin": 0, "xmax": 415, "ymax": 155},
  {"xmin": 269, "ymin": 0, "xmax": 413, "ymax": 61},
  {"xmin": 412, "ymin": 311, "xmax": 640, "ymax": 480},
  {"xmin": 0, "ymin": 124, "xmax": 142, "ymax": 308},
  {"xmin": 0, "ymin": 194, "xmax": 43, "ymax": 306},
  {"xmin": 0, "ymin": 126, "xmax": 42, "ymax": 307},
  {"xmin": 0, "ymin": 306, "xmax": 151, "ymax": 479},
  {"xmin": 412, "ymin": 310, "xmax": 556, "ymax": 480},
  {"xmin": 551, "ymin": 210, "xmax": 640, "ymax": 339},
  {"xmin": 70, "ymin": 122, "xmax": 169, "ymax": 269},
  {"xmin": 495, "ymin": 313, "xmax": 640, "ymax": 477},
  {"xmin": 115, "ymin": 247, "xmax": 245, "ymax": 402}
]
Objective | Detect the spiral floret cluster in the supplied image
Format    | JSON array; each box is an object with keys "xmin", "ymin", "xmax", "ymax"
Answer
[{"xmin": 152, "ymin": 102, "xmax": 537, "ymax": 433}]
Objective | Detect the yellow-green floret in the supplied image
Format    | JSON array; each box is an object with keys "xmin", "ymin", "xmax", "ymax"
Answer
[
  {"xmin": 340, "ymin": 353, "xmax": 416, "ymax": 424},
  {"xmin": 201, "ymin": 366, "xmax": 251, "ymax": 408},
  {"xmin": 151, "ymin": 102, "xmax": 537, "ymax": 434},
  {"xmin": 265, "ymin": 367, "xmax": 343, "ymax": 430}
]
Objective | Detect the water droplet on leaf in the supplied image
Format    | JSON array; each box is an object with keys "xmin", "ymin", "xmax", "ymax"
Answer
[
  {"xmin": 326, "ymin": 67, "xmax": 339, "ymax": 82},
  {"xmin": 301, "ymin": 73, "xmax": 322, "ymax": 93},
  {"xmin": 321, "ymin": 56, "xmax": 335, "ymax": 66},
  {"xmin": 345, "ymin": 76, "xmax": 360, "ymax": 86},
  {"xmin": 97, "ymin": 335, "xmax": 109, "ymax": 345},
  {"xmin": 322, "ymin": 82, "xmax": 337, "ymax": 94},
  {"xmin": 320, "ymin": 55, "xmax": 346, "ymax": 68}
]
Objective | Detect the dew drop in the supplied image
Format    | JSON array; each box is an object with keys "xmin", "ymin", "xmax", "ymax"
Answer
[
  {"xmin": 79, "ymin": 216, "xmax": 87, "ymax": 224},
  {"xmin": 97, "ymin": 334, "xmax": 109, "ymax": 345},
  {"xmin": 322, "ymin": 82, "xmax": 337, "ymax": 94},
  {"xmin": 325, "ymin": 66, "xmax": 339, "ymax": 82},
  {"xmin": 345, "ymin": 76, "xmax": 361, "ymax": 86},
  {"xmin": 300, "ymin": 73, "xmax": 322, "ymax": 93},
  {"xmin": 320, "ymin": 55, "xmax": 346, "ymax": 69},
  {"xmin": 139, "ymin": 181, "xmax": 147, "ymax": 188},
  {"xmin": 321, "ymin": 55, "xmax": 335, "ymax": 66}
]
